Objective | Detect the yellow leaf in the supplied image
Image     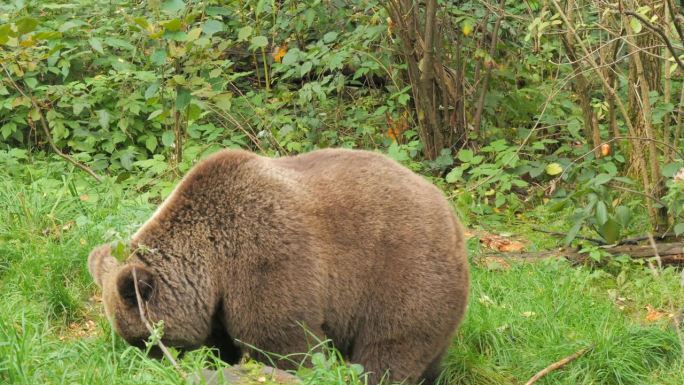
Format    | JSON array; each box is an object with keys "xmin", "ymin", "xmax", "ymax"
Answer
[
  {"xmin": 272, "ymin": 43, "xmax": 288, "ymax": 63},
  {"xmin": 645, "ymin": 305, "xmax": 667, "ymax": 322},
  {"xmin": 187, "ymin": 27, "xmax": 202, "ymax": 42},
  {"xmin": 461, "ymin": 19, "xmax": 474, "ymax": 36},
  {"xmin": 545, "ymin": 162, "xmax": 563, "ymax": 176}
]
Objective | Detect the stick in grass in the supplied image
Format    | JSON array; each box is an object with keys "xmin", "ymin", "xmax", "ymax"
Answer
[
  {"xmin": 132, "ymin": 267, "xmax": 183, "ymax": 374},
  {"xmin": 524, "ymin": 346, "xmax": 592, "ymax": 385}
]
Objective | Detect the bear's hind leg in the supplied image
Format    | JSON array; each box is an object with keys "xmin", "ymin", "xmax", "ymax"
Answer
[
  {"xmin": 419, "ymin": 348, "xmax": 448, "ymax": 385},
  {"xmin": 351, "ymin": 339, "xmax": 435, "ymax": 385}
]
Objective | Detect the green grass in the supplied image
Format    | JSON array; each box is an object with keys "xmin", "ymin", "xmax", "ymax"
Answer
[{"xmin": 1, "ymin": 163, "xmax": 683, "ymax": 385}]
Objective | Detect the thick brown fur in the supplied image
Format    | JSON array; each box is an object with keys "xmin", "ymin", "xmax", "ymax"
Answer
[{"xmin": 88, "ymin": 148, "xmax": 469, "ymax": 385}]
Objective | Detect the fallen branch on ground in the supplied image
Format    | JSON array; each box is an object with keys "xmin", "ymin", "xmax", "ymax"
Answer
[
  {"xmin": 531, "ymin": 227, "xmax": 604, "ymax": 244},
  {"xmin": 132, "ymin": 267, "xmax": 183, "ymax": 374},
  {"xmin": 524, "ymin": 346, "xmax": 592, "ymax": 385},
  {"xmin": 482, "ymin": 242, "xmax": 684, "ymax": 265}
]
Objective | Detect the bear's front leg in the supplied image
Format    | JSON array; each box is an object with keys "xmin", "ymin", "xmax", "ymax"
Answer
[{"xmin": 244, "ymin": 322, "xmax": 326, "ymax": 371}]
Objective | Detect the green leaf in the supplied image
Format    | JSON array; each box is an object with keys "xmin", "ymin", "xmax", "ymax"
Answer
[
  {"xmin": 595, "ymin": 201, "xmax": 608, "ymax": 225},
  {"xmin": 186, "ymin": 27, "xmax": 201, "ymax": 41},
  {"xmin": 281, "ymin": 49, "xmax": 299, "ymax": 66},
  {"xmin": 148, "ymin": 109, "xmax": 164, "ymax": 120},
  {"xmin": 144, "ymin": 82, "xmax": 160, "ymax": 99},
  {"xmin": 629, "ymin": 17, "xmax": 642, "ymax": 34},
  {"xmin": 104, "ymin": 37, "xmax": 135, "ymax": 50},
  {"xmin": 593, "ymin": 173, "xmax": 612, "ymax": 186},
  {"xmin": 206, "ymin": 7, "xmax": 232, "ymax": 16},
  {"xmin": 97, "ymin": 110, "xmax": 110, "ymax": 129},
  {"xmin": 300, "ymin": 61, "xmax": 312, "ymax": 76},
  {"xmin": 387, "ymin": 144, "xmax": 408, "ymax": 162},
  {"xmin": 0, "ymin": 24, "xmax": 13, "ymax": 44},
  {"xmin": 24, "ymin": 77, "xmax": 38, "ymax": 89},
  {"xmin": 202, "ymin": 20, "xmax": 224, "ymax": 36},
  {"xmin": 545, "ymin": 162, "xmax": 563, "ymax": 175},
  {"xmin": 213, "ymin": 93, "xmax": 232, "ymax": 111},
  {"xmin": 1, "ymin": 122, "xmax": 17, "ymax": 139},
  {"xmin": 133, "ymin": 17, "xmax": 149, "ymax": 29},
  {"xmin": 161, "ymin": 0, "xmax": 185, "ymax": 13},
  {"xmin": 564, "ymin": 221, "xmax": 582, "ymax": 245},
  {"xmin": 119, "ymin": 151, "xmax": 136, "ymax": 171},
  {"xmin": 151, "ymin": 49, "xmax": 167, "ymax": 66},
  {"xmin": 162, "ymin": 130, "xmax": 175, "ymax": 147},
  {"xmin": 34, "ymin": 31, "xmax": 62, "ymax": 40},
  {"xmin": 112, "ymin": 240, "xmax": 127, "ymax": 261},
  {"xmin": 662, "ymin": 162, "xmax": 684, "ymax": 177},
  {"xmin": 237, "ymin": 26, "xmax": 253, "ymax": 41},
  {"xmin": 250, "ymin": 35, "xmax": 268, "ymax": 49},
  {"xmin": 457, "ymin": 149, "xmax": 473, "ymax": 162},
  {"xmin": 445, "ymin": 167, "xmax": 463, "ymax": 183},
  {"xmin": 323, "ymin": 31, "xmax": 338, "ymax": 43},
  {"xmin": 674, "ymin": 223, "xmax": 684, "ymax": 236},
  {"xmin": 615, "ymin": 206, "xmax": 631, "ymax": 227},
  {"xmin": 145, "ymin": 136, "xmax": 158, "ymax": 152},
  {"xmin": 16, "ymin": 17, "xmax": 39, "ymax": 35},
  {"xmin": 162, "ymin": 19, "xmax": 182, "ymax": 32},
  {"xmin": 328, "ymin": 52, "xmax": 345, "ymax": 70},
  {"xmin": 461, "ymin": 18, "xmax": 475, "ymax": 36},
  {"xmin": 175, "ymin": 88, "xmax": 191, "ymax": 110},
  {"xmin": 89, "ymin": 37, "xmax": 104, "ymax": 54},
  {"xmin": 600, "ymin": 218, "xmax": 620, "ymax": 244}
]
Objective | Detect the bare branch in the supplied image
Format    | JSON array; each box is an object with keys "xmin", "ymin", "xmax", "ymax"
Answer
[
  {"xmin": 132, "ymin": 267, "xmax": 183, "ymax": 372},
  {"xmin": 524, "ymin": 346, "xmax": 592, "ymax": 385},
  {"xmin": 1, "ymin": 64, "xmax": 103, "ymax": 183},
  {"xmin": 623, "ymin": 10, "xmax": 684, "ymax": 71}
]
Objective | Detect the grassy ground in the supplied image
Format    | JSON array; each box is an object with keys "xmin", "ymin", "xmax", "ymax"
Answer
[{"xmin": 1, "ymin": 162, "xmax": 683, "ymax": 385}]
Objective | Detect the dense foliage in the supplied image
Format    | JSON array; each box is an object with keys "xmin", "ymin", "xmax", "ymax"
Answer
[
  {"xmin": 2, "ymin": 0, "xmax": 682, "ymax": 244},
  {"xmin": 1, "ymin": 1, "xmax": 684, "ymax": 384}
]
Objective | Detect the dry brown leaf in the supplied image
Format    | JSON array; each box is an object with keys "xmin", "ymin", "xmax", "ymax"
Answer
[
  {"xmin": 673, "ymin": 167, "xmax": 684, "ymax": 182},
  {"xmin": 59, "ymin": 319, "xmax": 98, "ymax": 341},
  {"xmin": 482, "ymin": 256, "xmax": 510, "ymax": 271},
  {"xmin": 271, "ymin": 43, "xmax": 288, "ymax": 63},
  {"xmin": 480, "ymin": 234, "xmax": 525, "ymax": 252},
  {"xmin": 645, "ymin": 305, "xmax": 667, "ymax": 322}
]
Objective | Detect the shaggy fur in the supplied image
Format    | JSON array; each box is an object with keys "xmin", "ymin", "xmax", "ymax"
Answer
[{"xmin": 88, "ymin": 148, "xmax": 469, "ymax": 384}]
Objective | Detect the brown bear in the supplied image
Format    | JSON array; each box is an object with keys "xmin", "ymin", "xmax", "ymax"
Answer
[{"xmin": 88, "ymin": 148, "xmax": 469, "ymax": 385}]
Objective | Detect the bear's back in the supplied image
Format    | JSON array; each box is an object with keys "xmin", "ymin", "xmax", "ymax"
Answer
[{"xmin": 269, "ymin": 149, "xmax": 468, "ymax": 348}]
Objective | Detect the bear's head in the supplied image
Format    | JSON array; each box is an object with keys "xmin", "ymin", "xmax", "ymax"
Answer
[{"xmin": 87, "ymin": 243, "xmax": 218, "ymax": 352}]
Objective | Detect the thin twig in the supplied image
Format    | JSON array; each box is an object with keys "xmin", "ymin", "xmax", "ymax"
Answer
[
  {"xmin": 646, "ymin": 233, "xmax": 663, "ymax": 276},
  {"xmin": 532, "ymin": 227, "xmax": 605, "ymax": 245},
  {"xmin": 666, "ymin": 0, "xmax": 684, "ymax": 46},
  {"xmin": 558, "ymin": 136, "xmax": 684, "ymax": 181},
  {"xmin": 1, "ymin": 64, "xmax": 102, "ymax": 183},
  {"xmin": 607, "ymin": 182, "xmax": 666, "ymax": 207},
  {"xmin": 617, "ymin": 232, "xmax": 676, "ymax": 245},
  {"xmin": 132, "ymin": 267, "xmax": 183, "ymax": 373},
  {"xmin": 622, "ymin": 10, "xmax": 684, "ymax": 71},
  {"xmin": 524, "ymin": 346, "xmax": 592, "ymax": 385},
  {"xmin": 472, "ymin": 0, "xmax": 506, "ymax": 138},
  {"xmin": 461, "ymin": 65, "xmax": 564, "ymax": 194},
  {"xmin": 674, "ymin": 311, "xmax": 684, "ymax": 360}
]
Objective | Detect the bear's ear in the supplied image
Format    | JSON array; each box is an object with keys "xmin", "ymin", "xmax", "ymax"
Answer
[
  {"xmin": 116, "ymin": 265, "xmax": 156, "ymax": 308},
  {"xmin": 87, "ymin": 244, "xmax": 119, "ymax": 288}
]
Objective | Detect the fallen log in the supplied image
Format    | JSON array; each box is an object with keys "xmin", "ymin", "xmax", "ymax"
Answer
[
  {"xmin": 189, "ymin": 365, "xmax": 300, "ymax": 385},
  {"xmin": 600, "ymin": 242, "xmax": 684, "ymax": 258},
  {"xmin": 482, "ymin": 242, "xmax": 684, "ymax": 265}
]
